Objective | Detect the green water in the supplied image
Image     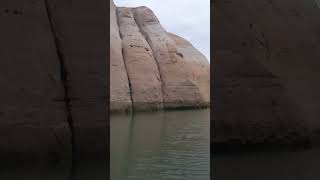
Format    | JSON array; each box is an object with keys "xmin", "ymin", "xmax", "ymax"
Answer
[{"xmin": 111, "ymin": 109, "xmax": 210, "ymax": 180}]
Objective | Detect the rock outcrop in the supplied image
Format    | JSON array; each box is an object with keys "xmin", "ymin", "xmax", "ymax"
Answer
[
  {"xmin": 0, "ymin": 0, "xmax": 71, "ymax": 165},
  {"xmin": 45, "ymin": 0, "xmax": 108, "ymax": 159},
  {"xmin": 110, "ymin": 0, "xmax": 132, "ymax": 112},
  {"xmin": 212, "ymin": 0, "xmax": 320, "ymax": 150},
  {"xmin": 110, "ymin": 1, "xmax": 210, "ymax": 112},
  {"xmin": 117, "ymin": 7, "xmax": 163, "ymax": 111},
  {"xmin": 0, "ymin": 0, "xmax": 107, "ymax": 167}
]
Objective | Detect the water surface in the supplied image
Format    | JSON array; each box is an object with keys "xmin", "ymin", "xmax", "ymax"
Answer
[
  {"xmin": 111, "ymin": 109, "xmax": 210, "ymax": 180},
  {"xmin": 213, "ymin": 147, "xmax": 320, "ymax": 180}
]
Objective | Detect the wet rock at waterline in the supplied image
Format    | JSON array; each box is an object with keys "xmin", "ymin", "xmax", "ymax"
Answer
[
  {"xmin": 212, "ymin": 0, "xmax": 320, "ymax": 150},
  {"xmin": 110, "ymin": 2, "xmax": 210, "ymax": 112}
]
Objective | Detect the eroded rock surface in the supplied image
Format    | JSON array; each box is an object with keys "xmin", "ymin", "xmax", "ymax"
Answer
[
  {"xmin": 110, "ymin": 0, "xmax": 132, "ymax": 112},
  {"xmin": 117, "ymin": 7, "xmax": 163, "ymax": 111},
  {"xmin": 110, "ymin": 3, "xmax": 210, "ymax": 111},
  {"xmin": 169, "ymin": 33, "xmax": 210, "ymax": 106}
]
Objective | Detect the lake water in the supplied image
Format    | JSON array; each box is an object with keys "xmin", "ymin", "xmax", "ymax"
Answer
[
  {"xmin": 111, "ymin": 109, "xmax": 210, "ymax": 180},
  {"xmin": 0, "ymin": 161, "xmax": 107, "ymax": 180},
  {"xmin": 213, "ymin": 147, "xmax": 320, "ymax": 180}
]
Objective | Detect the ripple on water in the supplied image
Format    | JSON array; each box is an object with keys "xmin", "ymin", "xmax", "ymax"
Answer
[{"xmin": 111, "ymin": 109, "xmax": 210, "ymax": 180}]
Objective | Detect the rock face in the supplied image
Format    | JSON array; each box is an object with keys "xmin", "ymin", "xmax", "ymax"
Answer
[
  {"xmin": 45, "ymin": 0, "xmax": 108, "ymax": 159},
  {"xmin": 110, "ymin": 2, "xmax": 210, "ymax": 112},
  {"xmin": 0, "ymin": 0, "xmax": 71, "ymax": 165},
  {"xmin": 0, "ymin": 0, "xmax": 107, "ymax": 167},
  {"xmin": 212, "ymin": 0, "xmax": 320, "ymax": 150},
  {"xmin": 169, "ymin": 33, "xmax": 210, "ymax": 106},
  {"xmin": 117, "ymin": 7, "xmax": 163, "ymax": 111},
  {"xmin": 110, "ymin": 0, "xmax": 132, "ymax": 112}
]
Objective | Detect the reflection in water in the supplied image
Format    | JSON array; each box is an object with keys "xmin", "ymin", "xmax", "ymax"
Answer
[
  {"xmin": 111, "ymin": 109, "xmax": 210, "ymax": 180},
  {"xmin": 213, "ymin": 148, "xmax": 320, "ymax": 180}
]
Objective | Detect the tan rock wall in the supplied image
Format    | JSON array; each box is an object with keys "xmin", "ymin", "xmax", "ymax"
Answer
[
  {"xmin": 110, "ymin": 0, "xmax": 132, "ymax": 112},
  {"xmin": 110, "ymin": 4, "xmax": 210, "ymax": 111},
  {"xmin": 117, "ymin": 7, "xmax": 163, "ymax": 111}
]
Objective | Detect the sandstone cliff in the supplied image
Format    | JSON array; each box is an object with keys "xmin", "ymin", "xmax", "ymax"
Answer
[
  {"xmin": 212, "ymin": 0, "xmax": 320, "ymax": 150},
  {"xmin": 0, "ymin": 0, "xmax": 107, "ymax": 166},
  {"xmin": 110, "ymin": 1, "xmax": 210, "ymax": 112}
]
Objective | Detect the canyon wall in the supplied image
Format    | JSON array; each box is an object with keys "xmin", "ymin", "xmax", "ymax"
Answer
[
  {"xmin": 212, "ymin": 0, "xmax": 320, "ymax": 150},
  {"xmin": 0, "ymin": 0, "xmax": 107, "ymax": 166},
  {"xmin": 110, "ymin": 1, "xmax": 210, "ymax": 112}
]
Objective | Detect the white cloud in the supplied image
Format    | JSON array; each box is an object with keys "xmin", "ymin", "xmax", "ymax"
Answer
[{"xmin": 113, "ymin": 0, "xmax": 210, "ymax": 62}]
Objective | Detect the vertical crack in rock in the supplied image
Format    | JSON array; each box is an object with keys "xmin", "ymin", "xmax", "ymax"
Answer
[
  {"xmin": 43, "ymin": 0, "xmax": 75, "ymax": 168},
  {"xmin": 250, "ymin": 25, "xmax": 271, "ymax": 60},
  {"xmin": 121, "ymin": 47, "xmax": 134, "ymax": 111},
  {"xmin": 116, "ymin": 8, "xmax": 134, "ymax": 111},
  {"xmin": 132, "ymin": 8, "xmax": 166, "ymax": 106}
]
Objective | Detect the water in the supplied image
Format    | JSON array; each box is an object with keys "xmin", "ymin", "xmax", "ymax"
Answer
[
  {"xmin": 0, "ymin": 161, "xmax": 107, "ymax": 180},
  {"xmin": 213, "ymin": 148, "xmax": 320, "ymax": 180},
  {"xmin": 111, "ymin": 109, "xmax": 210, "ymax": 180}
]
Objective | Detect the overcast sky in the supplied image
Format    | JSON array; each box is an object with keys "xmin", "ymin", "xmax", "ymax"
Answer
[{"xmin": 114, "ymin": 0, "xmax": 210, "ymax": 62}]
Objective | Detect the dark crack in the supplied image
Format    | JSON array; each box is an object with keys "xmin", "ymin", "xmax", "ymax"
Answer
[
  {"xmin": 43, "ymin": 0, "xmax": 75, "ymax": 174},
  {"xmin": 250, "ymin": 24, "xmax": 271, "ymax": 60}
]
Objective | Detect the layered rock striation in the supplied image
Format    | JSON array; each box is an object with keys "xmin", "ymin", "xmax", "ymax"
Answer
[{"xmin": 110, "ymin": 1, "xmax": 210, "ymax": 112}]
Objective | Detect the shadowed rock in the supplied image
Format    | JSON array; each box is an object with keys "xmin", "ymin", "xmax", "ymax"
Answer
[
  {"xmin": 45, "ymin": 0, "xmax": 107, "ymax": 159},
  {"xmin": 0, "ymin": 0, "xmax": 71, "ymax": 165},
  {"xmin": 212, "ymin": 0, "xmax": 320, "ymax": 150},
  {"xmin": 0, "ymin": 0, "xmax": 108, "ymax": 169}
]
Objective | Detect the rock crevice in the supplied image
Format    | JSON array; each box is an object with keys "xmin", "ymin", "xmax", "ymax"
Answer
[{"xmin": 43, "ymin": 0, "xmax": 75, "ymax": 163}]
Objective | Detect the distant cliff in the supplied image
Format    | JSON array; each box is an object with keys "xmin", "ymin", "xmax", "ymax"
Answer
[{"xmin": 110, "ymin": 0, "xmax": 210, "ymax": 112}]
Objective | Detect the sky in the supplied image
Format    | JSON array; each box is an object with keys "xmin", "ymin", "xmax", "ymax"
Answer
[{"xmin": 113, "ymin": 0, "xmax": 210, "ymax": 62}]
